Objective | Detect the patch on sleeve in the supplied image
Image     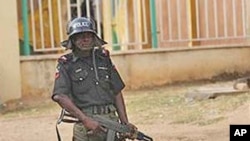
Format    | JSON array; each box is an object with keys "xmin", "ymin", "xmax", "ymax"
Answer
[
  {"xmin": 55, "ymin": 65, "xmax": 60, "ymax": 79},
  {"xmin": 102, "ymin": 48, "xmax": 110, "ymax": 57},
  {"xmin": 58, "ymin": 55, "xmax": 68, "ymax": 63}
]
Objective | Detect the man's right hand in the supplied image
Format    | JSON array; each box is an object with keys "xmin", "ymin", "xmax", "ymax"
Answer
[{"xmin": 82, "ymin": 117, "xmax": 107, "ymax": 134}]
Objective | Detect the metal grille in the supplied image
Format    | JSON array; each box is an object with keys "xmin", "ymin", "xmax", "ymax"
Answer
[
  {"xmin": 157, "ymin": 0, "xmax": 250, "ymax": 47},
  {"xmin": 109, "ymin": 0, "xmax": 149, "ymax": 50},
  {"xmin": 22, "ymin": 0, "xmax": 250, "ymax": 53},
  {"xmin": 27, "ymin": 0, "xmax": 149, "ymax": 52}
]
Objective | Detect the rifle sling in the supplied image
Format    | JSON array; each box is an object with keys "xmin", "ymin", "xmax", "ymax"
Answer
[{"xmin": 56, "ymin": 109, "xmax": 78, "ymax": 141}]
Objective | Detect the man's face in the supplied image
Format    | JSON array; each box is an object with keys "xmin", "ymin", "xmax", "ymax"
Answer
[{"xmin": 72, "ymin": 32, "xmax": 94, "ymax": 50}]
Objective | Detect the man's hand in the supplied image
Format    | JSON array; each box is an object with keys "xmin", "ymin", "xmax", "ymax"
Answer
[
  {"xmin": 82, "ymin": 117, "xmax": 107, "ymax": 134},
  {"xmin": 120, "ymin": 122, "xmax": 138, "ymax": 140}
]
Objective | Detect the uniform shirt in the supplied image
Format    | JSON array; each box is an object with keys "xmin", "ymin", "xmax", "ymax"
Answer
[{"xmin": 52, "ymin": 48, "xmax": 125, "ymax": 108}]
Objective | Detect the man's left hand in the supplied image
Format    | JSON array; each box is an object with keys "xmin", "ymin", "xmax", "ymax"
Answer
[{"xmin": 121, "ymin": 122, "xmax": 138, "ymax": 140}]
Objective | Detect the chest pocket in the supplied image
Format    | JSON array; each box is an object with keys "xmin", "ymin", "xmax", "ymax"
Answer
[
  {"xmin": 97, "ymin": 59, "xmax": 111, "ymax": 79},
  {"xmin": 71, "ymin": 68, "xmax": 90, "ymax": 93},
  {"xmin": 98, "ymin": 61, "xmax": 112, "ymax": 90}
]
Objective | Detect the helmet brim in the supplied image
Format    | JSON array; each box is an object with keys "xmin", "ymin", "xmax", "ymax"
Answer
[
  {"xmin": 95, "ymin": 34, "xmax": 108, "ymax": 46},
  {"xmin": 61, "ymin": 33, "xmax": 107, "ymax": 48}
]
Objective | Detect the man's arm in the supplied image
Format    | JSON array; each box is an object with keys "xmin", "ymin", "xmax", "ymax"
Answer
[
  {"xmin": 53, "ymin": 94, "xmax": 104, "ymax": 132},
  {"xmin": 115, "ymin": 92, "xmax": 129, "ymax": 124},
  {"xmin": 115, "ymin": 92, "xmax": 138, "ymax": 140},
  {"xmin": 53, "ymin": 94, "xmax": 88, "ymax": 122},
  {"xmin": 52, "ymin": 60, "xmax": 103, "ymax": 132}
]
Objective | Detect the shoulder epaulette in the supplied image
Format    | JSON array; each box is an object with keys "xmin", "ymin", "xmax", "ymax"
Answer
[
  {"xmin": 100, "ymin": 48, "xmax": 110, "ymax": 57},
  {"xmin": 57, "ymin": 53, "xmax": 73, "ymax": 64}
]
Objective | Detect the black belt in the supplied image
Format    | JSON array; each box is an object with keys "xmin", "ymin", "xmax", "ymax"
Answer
[{"xmin": 82, "ymin": 104, "xmax": 116, "ymax": 115}]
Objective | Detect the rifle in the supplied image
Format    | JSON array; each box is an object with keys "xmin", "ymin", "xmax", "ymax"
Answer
[
  {"xmin": 56, "ymin": 109, "xmax": 153, "ymax": 141},
  {"xmin": 92, "ymin": 114, "xmax": 153, "ymax": 141}
]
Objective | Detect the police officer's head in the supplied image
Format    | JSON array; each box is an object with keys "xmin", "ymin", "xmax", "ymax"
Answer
[{"xmin": 61, "ymin": 17, "xmax": 107, "ymax": 50}]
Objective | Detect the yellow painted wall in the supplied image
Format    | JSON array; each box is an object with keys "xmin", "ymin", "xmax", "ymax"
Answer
[
  {"xmin": 103, "ymin": 0, "xmax": 151, "ymax": 50},
  {"xmin": 17, "ymin": 0, "xmax": 68, "ymax": 50},
  {"xmin": 0, "ymin": 0, "xmax": 21, "ymax": 103}
]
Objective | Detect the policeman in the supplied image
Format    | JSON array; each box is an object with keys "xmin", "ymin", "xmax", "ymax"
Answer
[{"xmin": 52, "ymin": 17, "xmax": 136, "ymax": 141}]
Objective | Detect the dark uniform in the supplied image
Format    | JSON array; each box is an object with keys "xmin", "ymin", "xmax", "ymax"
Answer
[
  {"xmin": 53, "ymin": 48, "xmax": 125, "ymax": 141},
  {"xmin": 53, "ymin": 48, "xmax": 125, "ymax": 107},
  {"xmin": 51, "ymin": 17, "xmax": 133, "ymax": 141}
]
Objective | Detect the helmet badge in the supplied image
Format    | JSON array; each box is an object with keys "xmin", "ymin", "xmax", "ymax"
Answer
[{"xmin": 72, "ymin": 22, "xmax": 91, "ymax": 29}]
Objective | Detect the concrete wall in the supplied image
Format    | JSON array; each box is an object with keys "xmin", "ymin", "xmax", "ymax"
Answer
[
  {"xmin": 20, "ymin": 46, "xmax": 250, "ymax": 98},
  {"xmin": 0, "ymin": 0, "xmax": 21, "ymax": 103}
]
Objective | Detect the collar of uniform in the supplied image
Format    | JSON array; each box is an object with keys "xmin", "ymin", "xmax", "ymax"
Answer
[
  {"xmin": 72, "ymin": 51, "xmax": 94, "ymax": 62},
  {"xmin": 72, "ymin": 53, "xmax": 80, "ymax": 62}
]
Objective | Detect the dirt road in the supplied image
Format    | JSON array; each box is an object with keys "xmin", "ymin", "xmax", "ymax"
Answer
[{"xmin": 0, "ymin": 81, "xmax": 249, "ymax": 141}]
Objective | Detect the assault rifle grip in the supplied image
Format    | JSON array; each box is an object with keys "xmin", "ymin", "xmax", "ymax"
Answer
[{"xmin": 92, "ymin": 115, "xmax": 153, "ymax": 141}]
